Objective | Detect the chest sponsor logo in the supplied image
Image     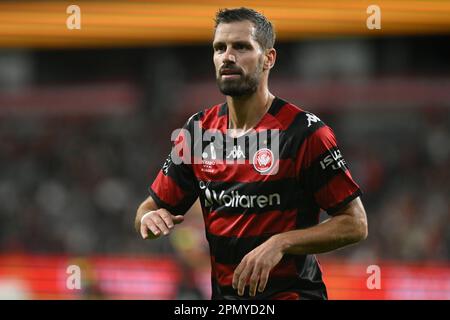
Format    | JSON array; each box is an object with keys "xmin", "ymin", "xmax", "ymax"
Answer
[{"xmin": 199, "ymin": 181, "xmax": 281, "ymax": 209}]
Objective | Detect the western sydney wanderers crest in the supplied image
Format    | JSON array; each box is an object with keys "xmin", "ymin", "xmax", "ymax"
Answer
[{"xmin": 253, "ymin": 148, "xmax": 274, "ymax": 174}]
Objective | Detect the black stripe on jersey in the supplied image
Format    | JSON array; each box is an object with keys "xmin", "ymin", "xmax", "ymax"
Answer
[
  {"xmin": 199, "ymin": 178, "xmax": 300, "ymax": 214},
  {"xmin": 299, "ymin": 146, "xmax": 349, "ymax": 194},
  {"xmin": 218, "ymin": 103, "xmax": 227, "ymax": 117},
  {"xmin": 207, "ymin": 232, "xmax": 272, "ymax": 265},
  {"xmin": 148, "ymin": 186, "xmax": 196, "ymax": 216},
  {"xmin": 163, "ymin": 154, "xmax": 200, "ymax": 196},
  {"xmin": 326, "ymin": 188, "xmax": 362, "ymax": 215},
  {"xmin": 283, "ymin": 111, "xmax": 327, "ymax": 159},
  {"xmin": 267, "ymin": 97, "xmax": 288, "ymax": 117},
  {"xmin": 296, "ymin": 190, "xmax": 321, "ymax": 229}
]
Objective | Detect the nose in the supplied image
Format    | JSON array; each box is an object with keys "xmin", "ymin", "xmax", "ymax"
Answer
[{"xmin": 223, "ymin": 47, "xmax": 236, "ymax": 63}]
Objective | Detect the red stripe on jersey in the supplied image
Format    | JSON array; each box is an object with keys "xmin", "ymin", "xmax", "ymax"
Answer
[
  {"xmin": 192, "ymin": 158, "xmax": 295, "ymax": 183},
  {"xmin": 271, "ymin": 292, "xmax": 300, "ymax": 300},
  {"xmin": 295, "ymin": 125, "xmax": 338, "ymax": 172},
  {"xmin": 151, "ymin": 171, "xmax": 188, "ymax": 207},
  {"xmin": 256, "ymin": 113, "xmax": 284, "ymax": 131},
  {"xmin": 202, "ymin": 104, "xmax": 220, "ymax": 119},
  {"xmin": 213, "ymin": 259, "xmax": 298, "ymax": 287},
  {"xmin": 314, "ymin": 170, "xmax": 359, "ymax": 211},
  {"xmin": 207, "ymin": 209, "xmax": 297, "ymax": 238},
  {"xmin": 271, "ymin": 103, "xmax": 303, "ymax": 130},
  {"xmin": 201, "ymin": 104, "xmax": 227, "ymax": 133}
]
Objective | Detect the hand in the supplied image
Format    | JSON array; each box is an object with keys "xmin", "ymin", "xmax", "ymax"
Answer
[
  {"xmin": 232, "ymin": 236, "xmax": 284, "ymax": 297},
  {"xmin": 140, "ymin": 208, "xmax": 184, "ymax": 239}
]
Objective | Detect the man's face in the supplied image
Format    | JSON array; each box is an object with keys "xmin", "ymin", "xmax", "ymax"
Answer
[{"xmin": 213, "ymin": 21, "xmax": 265, "ymax": 97}]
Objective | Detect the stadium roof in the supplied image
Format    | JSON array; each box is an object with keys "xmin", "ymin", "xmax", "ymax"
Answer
[{"xmin": 0, "ymin": 0, "xmax": 449, "ymax": 48}]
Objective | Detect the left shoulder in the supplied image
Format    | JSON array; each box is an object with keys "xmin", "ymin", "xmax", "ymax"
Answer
[
  {"xmin": 284, "ymin": 104, "xmax": 328, "ymax": 137},
  {"xmin": 300, "ymin": 110, "xmax": 327, "ymax": 132},
  {"xmin": 270, "ymin": 98, "xmax": 318, "ymax": 131}
]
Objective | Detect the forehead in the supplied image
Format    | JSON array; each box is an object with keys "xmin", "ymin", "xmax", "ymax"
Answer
[{"xmin": 213, "ymin": 20, "xmax": 257, "ymax": 44}]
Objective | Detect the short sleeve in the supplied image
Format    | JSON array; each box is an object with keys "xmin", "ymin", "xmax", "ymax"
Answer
[
  {"xmin": 295, "ymin": 114, "xmax": 362, "ymax": 215},
  {"xmin": 148, "ymin": 117, "xmax": 199, "ymax": 215}
]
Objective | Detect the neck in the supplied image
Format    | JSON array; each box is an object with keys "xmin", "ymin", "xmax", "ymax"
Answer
[{"xmin": 227, "ymin": 86, "xmax": 274, "ymax": 132}]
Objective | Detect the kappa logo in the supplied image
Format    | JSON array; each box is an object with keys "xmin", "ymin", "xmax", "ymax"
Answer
[
  {"xmin": 306, "ymin": 113, "xmax": 321, "ymax": 127},
  {"xmin": 253, "ymin": 148, "xmax": 274, "ymax": 174},
  {"xmin": 226, "ymin": 145, "xmax": 246, "ymax": 160}
]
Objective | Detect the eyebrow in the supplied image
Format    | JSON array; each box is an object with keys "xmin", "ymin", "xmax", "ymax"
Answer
[{"xmin": 213, "ymin": 40, "xmax": 253, "ymax": 48}]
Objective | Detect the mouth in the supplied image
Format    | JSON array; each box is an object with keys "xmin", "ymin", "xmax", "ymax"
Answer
[{"xmin": 220, "ymin": 68, "xmax": 242, "ymax": 79}]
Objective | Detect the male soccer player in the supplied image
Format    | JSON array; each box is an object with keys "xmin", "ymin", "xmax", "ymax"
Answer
[{"xmin": 135, "ymin": 7, "xmax": 368, "ymax": 300}]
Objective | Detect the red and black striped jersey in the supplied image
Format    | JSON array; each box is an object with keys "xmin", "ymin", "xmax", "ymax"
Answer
[{"xmin": 149, "ymin": 97, "xmax": 362, "ymax": 300}]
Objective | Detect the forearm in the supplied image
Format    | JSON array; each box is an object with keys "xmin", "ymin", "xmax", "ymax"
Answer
[
  {"xmin": 274, "ymin": 213, "xmax": 367, "ymax": 255},
  {"xmin": 134, "ymin": 196, "xmax": 159, "ymax": 233}
]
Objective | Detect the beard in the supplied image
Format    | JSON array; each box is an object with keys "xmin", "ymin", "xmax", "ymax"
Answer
[{"xmin": 216, "ymin": 63, "xmax": 263, "ymax": 97}]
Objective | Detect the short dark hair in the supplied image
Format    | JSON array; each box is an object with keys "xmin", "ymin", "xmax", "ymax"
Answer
[{"xmin": 214, "ymin": 7, "xmax": 276, "ymax": 50}]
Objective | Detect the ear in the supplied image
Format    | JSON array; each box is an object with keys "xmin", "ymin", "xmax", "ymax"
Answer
[{"xmin": 263, "ymin": 48, "xmax": 276, "ymax": 71}]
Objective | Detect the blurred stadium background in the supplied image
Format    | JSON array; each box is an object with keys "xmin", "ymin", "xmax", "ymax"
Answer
[{"xmin": 0, "ymin": 0, "xmax": 449, "ymax": 299}]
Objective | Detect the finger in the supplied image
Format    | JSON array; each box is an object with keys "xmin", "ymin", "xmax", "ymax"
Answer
[
  {"xmin": 158, "ymin": 210, "xmax": 175, "ymax": 229},
  {"xmin": 248, "ymin": 266, "xmax": 262, "ymax": 297},
  {"xmin": 145, "ymin": 221, "xmax": 161, "ymax": 237},
  {"xmin": 140, "ymin": 212, "xmax": 159, "ymax": 237},
  {"xmin": 172, "ymin": 215, "xmax": 185, "ymax": 225},
  {"xmin": 258, "ymin": 268, "xmax": 270, "ymax": 293},
  {"xmin": 140, "ymin": 223, "xmax": 149, "ymax": 239},
  {"xmin": 237, "ymin": 265, "xmax": 253, "ymax": 296},
  {"xmin": 232, "ymin": 261, "xmax": 246, "ymax": 290},
  {"xmin": 151, "ymin": 215, "xmax": 170, "ymax": 235}
]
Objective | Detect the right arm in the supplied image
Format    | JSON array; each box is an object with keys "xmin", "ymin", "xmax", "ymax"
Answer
[
  {"xmin": 135, "ymin": 195, "xmax": 184, "ymax": 240},
  {"xmin": 136, "ymin": 114, "xmax": 200, "ymax": 240}
]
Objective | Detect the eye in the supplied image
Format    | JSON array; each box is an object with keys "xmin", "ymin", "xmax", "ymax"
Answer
[
  {"xmin": 214, "ymin": 44, "xmax": 226, "ymax": 53},
  {"xmin": 234, "ymin": 43, "xmax": 250, "ymax": 51}
]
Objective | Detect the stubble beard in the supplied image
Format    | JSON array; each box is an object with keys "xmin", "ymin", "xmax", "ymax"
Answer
[{"xmin": 216, "ymin": 63, "xmax": 263, "ymax": 97}]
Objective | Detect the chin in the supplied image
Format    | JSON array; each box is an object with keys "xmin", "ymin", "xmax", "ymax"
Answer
[
  {"xmin": 219, "ymin": 87, "xmax": 247, "ymax": 97},
  {"xmin": 217, "ymin": 78, "xmax": 258, "ymax": 97}
]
